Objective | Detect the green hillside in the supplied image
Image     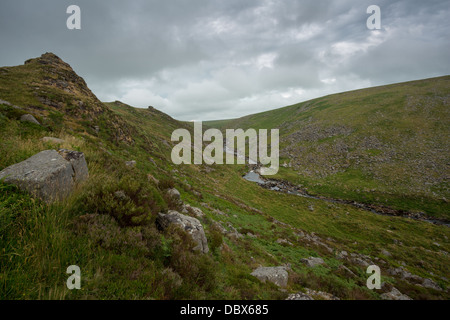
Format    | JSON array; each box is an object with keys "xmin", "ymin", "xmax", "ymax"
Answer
[
  {"xmin": 206, "ymin": 76, "xmax": 450, "ymax": 219},
  {"xmin": 0, "ymin": 53, "xmax": 449, "ymax": 300}
]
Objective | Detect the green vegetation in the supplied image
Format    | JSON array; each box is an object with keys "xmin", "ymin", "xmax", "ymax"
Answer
[
  {"xmin": 0, "ymin": 54, "xmax": 449, "ymax": 300},
  {"xmin": 206, "ymin": 76, "xmax": 450, "ymax": 219}
]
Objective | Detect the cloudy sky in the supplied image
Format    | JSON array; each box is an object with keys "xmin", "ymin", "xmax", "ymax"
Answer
[{"xmin": 0, "ymin": 0, "xmax": 449, "ymax": 120}]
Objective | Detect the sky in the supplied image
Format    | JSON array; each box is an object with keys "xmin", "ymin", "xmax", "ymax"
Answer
[{"xmin": 0, "ymin": 0, "xmax": 449, "ymax": 121}]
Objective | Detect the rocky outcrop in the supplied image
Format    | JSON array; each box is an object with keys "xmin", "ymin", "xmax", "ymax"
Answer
[
  {"xmin": 0, "ymin": 149, "xmax": 88, "ymax": 202},
  {"xmin": 157, "ymin": 210, "xmax": 209, "ymax": 254},
  {"xmin": 250, "ymin": 266, "xmax": 289, "ymax": 288}
]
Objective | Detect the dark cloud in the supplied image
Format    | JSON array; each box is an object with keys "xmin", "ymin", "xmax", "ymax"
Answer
[{"xmin": 0, "ymin": 0, "xmax": 449, "ymax": 120}]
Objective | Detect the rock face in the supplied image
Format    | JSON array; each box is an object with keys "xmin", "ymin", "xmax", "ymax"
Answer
[
  {"xmin": 20, "ymin": 114, "xmax": 40, "ymax": 125},
  {"xmin": 0, "ymin": 149, "xmax": 88, "ymax": 202},
  {"xmin": 300, "ymin": 257, "xmax": 325, "ymax": 267},
  {"xmin": 157, "ymin": 210, "xmax": 209, "ymax": 254},
  {"xmin": 250, "ymin": 266, "xmax": 289, "ymax": 288}
]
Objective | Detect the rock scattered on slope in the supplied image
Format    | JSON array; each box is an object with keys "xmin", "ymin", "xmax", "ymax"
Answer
[
  {"xmin": 387, "ymin": 267, "xmax": 442, "ymax": 290},
  {"xmin": 250, "ymin": 266, "xmax": 289, "ymax": 288},
  {"xmin": 300, "ymin": 257, "xmax": 325, "ymax": 267},
  {"xmin": 167, "ymin": 188, "xmax": 181, "ymax": 201},
  {"xmin": 125, "ymin": 160, "xmax": 136, "ymax": 167},
  {"xmin": 286, "ymin": 292, "xmax": 313, "ymax": 300},
  {"xmin": 20, "ymin": 114, "xmax": 40, "ymax": 125},
  {"xmin": 0, "ymin": 149, "xmax": 88, "ymax": 202},
  {"xmin": 156, "ymin": 210, "xmax": 209, "ymax": 254},
  {"xmin": 380, "ymin": 287, "xmax": 412, "ymax": 300}
]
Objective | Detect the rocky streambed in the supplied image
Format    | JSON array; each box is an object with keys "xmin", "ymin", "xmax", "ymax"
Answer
[{"xmin": 243, "ymin": 169, "xmax": 450, "ymax": 227}]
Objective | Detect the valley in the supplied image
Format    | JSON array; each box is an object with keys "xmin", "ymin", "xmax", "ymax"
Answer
[{"xmin": 0, "ymin": 53, "xmax": 448, "ymax": 300}]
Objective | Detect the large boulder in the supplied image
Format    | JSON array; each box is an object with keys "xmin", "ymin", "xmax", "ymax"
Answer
[
  {"xmin": 157, "ymin": 210, "xmax": 209, "ymax": 254},
  {"xmin": 250, "ymin": 266, "xmax": 289, "ymax": 288},
  {"xmin": 0, "ymin": 149, "xmax": 88, "ymax": 202}
]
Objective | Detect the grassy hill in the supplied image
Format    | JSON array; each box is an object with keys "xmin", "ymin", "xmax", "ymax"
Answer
[
  {"xmin": 0, "ymin": 53, "xmax": 449, "ymax": 300},
  {"xmin": 206, "ymin": 76, "xmax": 450, "ymax": 219}
]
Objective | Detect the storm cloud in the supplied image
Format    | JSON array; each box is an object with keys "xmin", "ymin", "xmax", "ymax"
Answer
[{"xmin": 1, "ymin": 0, "xmax": 449, "ymax": 120}]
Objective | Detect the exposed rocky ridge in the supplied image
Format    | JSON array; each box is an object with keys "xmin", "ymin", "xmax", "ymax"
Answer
[{"xmin": 3, "ymin": 53, "xmax": 134, "ymax": 145}]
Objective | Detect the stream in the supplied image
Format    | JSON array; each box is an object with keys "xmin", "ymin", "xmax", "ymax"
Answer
[{"xmin": 243, "ymin": 169, "xmax": 450, "ymax": 227}]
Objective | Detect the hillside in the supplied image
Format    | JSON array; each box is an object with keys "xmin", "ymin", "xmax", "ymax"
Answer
[
  {"xmin": 206, "ymin": 76, "xmax": 450, "ymax": 219},
  {"xmin": 0, "ymin": 53, "xmax": 449, "ymax": 300}
]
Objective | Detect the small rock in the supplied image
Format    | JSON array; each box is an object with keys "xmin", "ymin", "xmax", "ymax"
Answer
[
  {"xmin": 286, "ymin": 292, "xmax": 313, "ymax": 300},
  {"xmin": 380, "ymin": 287, "xmax": 412, "ymax": 300},
  {"xmin": 125, "ymin": 160, "xmax": 136, "ymax": 167},
  {"xmin": 276, "ymin": 238, "xmax": 292, "ymax": 246},
  {"xmin": 250, "ymin": 266, "xmax": 289, "ymax": 288},
  {"xmin": 20, "ymin": 114, "xmax": 40, "ymax": 125},
  {"xmin": 336, "ymin": 250, "xmax": 348, "ymax": 259},
  {"xmin": 304, "ymin": 288, "xmax": 340, "ymax": 300},
  {"xmin": 167, "ymin": 188, "xmax": 181, "ymax": 201},
  {"xmin": 422, "ymin": 278, "xmax": 442, "ymax": 291},
  {"xmin": 381, "ymin": 249, "xmax": 392, "ymax": 257},
  {"xmin": 301, "ymin": 257, "xmax": 325, "ymax": 267},
  {"xmin": 184, "ymin": 204, "xmax": 204, "ymax": 218}
]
